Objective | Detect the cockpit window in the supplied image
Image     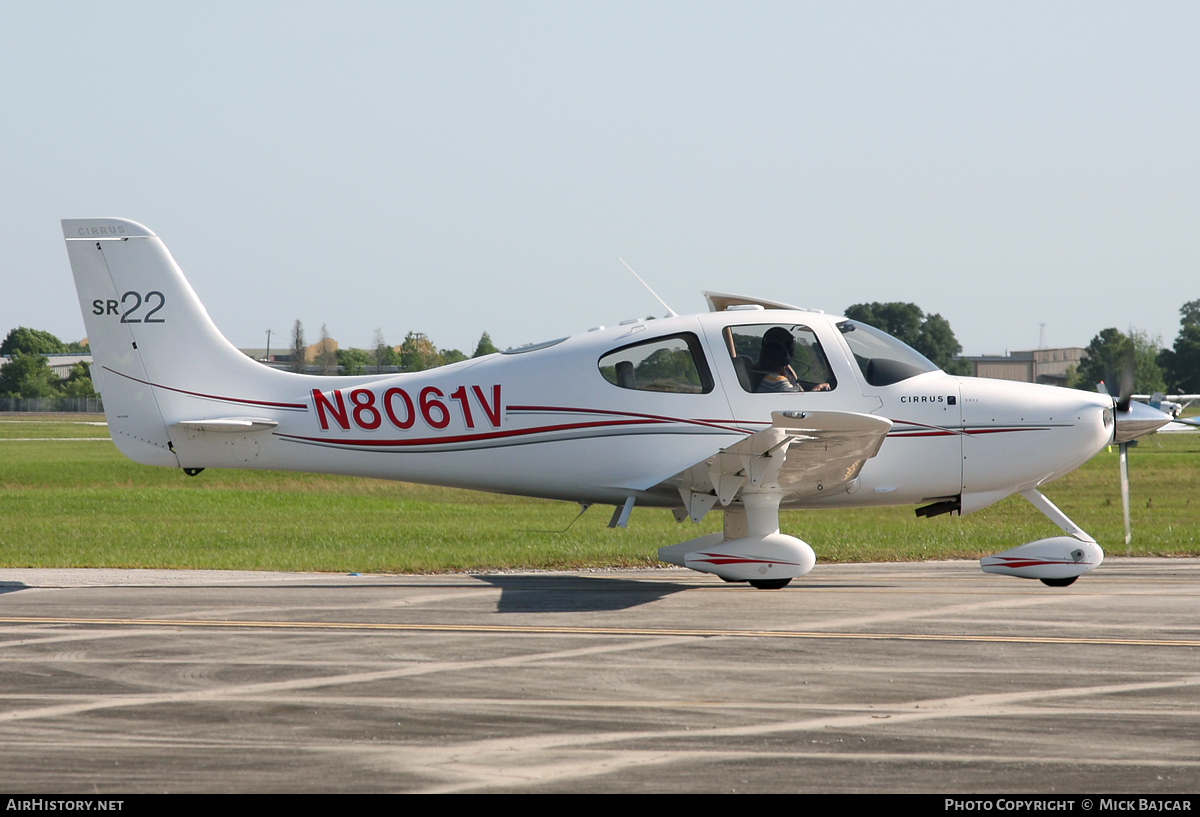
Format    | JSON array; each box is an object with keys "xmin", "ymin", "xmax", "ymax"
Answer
[
  {"xmin": 723, "ymin": 324, "xmax": 837, "ymax": 393},
  {"xmin": 598, "ymin": 333, "xmax": 714, "ymax": 394},
  {"xmin": 837, "ymin": 320, "xmax": 939, "ymax": 386}
]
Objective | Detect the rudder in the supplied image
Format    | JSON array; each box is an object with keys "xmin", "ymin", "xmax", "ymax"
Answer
[{"xmin": 63, "ymin": 218, "xmax": 293, "ymax": 467}]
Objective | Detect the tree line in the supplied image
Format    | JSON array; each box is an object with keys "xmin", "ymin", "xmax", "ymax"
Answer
[
  {"xmin": 841, "ymin": 302, "xmax": 973, "ymax": 376},
  {"xmin": 284, "ymin": 320, "xmax": 500, "ymax": 376},
  {"xmin": 0, "ymin": 327, "xmax": 96, "ymax": 399},
  {"xmin": 1070, "ymin": 300, "xmax": 1200, "ymax": 395},
  {"xmin": 842, "ymin": 299, "xmax": 1200, "ymax": 396},
  {"xmin": 2, "ymin": 299, "xmax": 1197, "ymax": 398}
]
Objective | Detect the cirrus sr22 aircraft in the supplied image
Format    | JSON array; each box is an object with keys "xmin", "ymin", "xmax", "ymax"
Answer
[{"xmin": 63, "ymin": 218, "xmax": 1171, "ymax": 589}]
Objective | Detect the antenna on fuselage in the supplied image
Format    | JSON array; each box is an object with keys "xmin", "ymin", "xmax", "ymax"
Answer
[{"xmin": 619, "ymin": 258, "xmax": 678, "ymax": 318}]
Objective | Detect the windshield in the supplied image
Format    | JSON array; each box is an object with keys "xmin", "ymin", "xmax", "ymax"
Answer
[{"xmin": 837, "ymin": 321, "xmax": 939, "ymax": 386}]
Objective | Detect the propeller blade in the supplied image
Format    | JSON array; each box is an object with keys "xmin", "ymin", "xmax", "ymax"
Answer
[
  {"xmin": 1116, "ymin": 350, "xmax": 1135, "ymax": 413},
  {"xmin": 1119, "ymin": 442, "xmax": 1131, "ymax": 554}
]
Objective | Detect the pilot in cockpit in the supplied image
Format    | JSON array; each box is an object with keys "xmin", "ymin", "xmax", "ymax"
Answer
[
  {"xmin": 754, "ymin": 326, "xmax": 831, "ymax": 393},
  {"xmin": 755, "ymin": 340, "xmax": 800, "ymax": 392}
]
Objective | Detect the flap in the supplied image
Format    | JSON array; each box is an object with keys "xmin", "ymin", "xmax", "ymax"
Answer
[{"xmin": 674, "ymin": 410, "xmax": 892, "ymax": 518}]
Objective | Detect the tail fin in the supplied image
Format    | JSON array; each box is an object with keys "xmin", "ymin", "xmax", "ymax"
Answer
[{"xmin": 63, "ymin": 218, "xmax": 294, "ymax": 466}]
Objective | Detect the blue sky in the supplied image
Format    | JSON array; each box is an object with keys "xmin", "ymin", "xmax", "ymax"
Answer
[{"xmin": 3, "ymin": 2, "xmax": 1197, "ymax": 357}]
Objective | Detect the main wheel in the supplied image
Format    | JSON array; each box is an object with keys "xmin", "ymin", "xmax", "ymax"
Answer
[
  {"xmin": 748, "ymin": 578, "xmax": 792, "ymax": 590},
  {"xmin": 1040, "ymin": 576, "xmax": 1078, "ymax": 587}
]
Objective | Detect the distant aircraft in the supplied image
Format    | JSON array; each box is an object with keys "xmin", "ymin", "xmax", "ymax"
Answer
[
  {"xmin": 63, "ymin": 218, "xmax": 1171, "ymax": 588},
  {"xmin": 1135, "ymin": 392, "xmax": 1200, "ymax": 422}
]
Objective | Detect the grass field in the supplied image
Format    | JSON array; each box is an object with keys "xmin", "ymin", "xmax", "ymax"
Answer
[{"xmin": 1, "ymin": 414, "xmax": 1197, "ymax": 572}]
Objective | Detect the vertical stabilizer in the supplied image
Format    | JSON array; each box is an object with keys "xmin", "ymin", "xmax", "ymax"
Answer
[{"xmin": 62, "ymin": 218, "xmax": 294, "ymax": 467}]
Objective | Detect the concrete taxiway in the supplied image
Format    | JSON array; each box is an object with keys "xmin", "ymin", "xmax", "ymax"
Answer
[{"xmin": 0, "ymin": 560, "xmax": 1198, "ymax": 793}]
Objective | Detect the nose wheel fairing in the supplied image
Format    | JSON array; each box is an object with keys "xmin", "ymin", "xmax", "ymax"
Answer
[
  {"xmin": 979, "ymin": 489, "xmax": 1103, "ymax": 583},
  {"xmin": 980, "ymin": 537, "xmax": 1103, "ymax": 582}
]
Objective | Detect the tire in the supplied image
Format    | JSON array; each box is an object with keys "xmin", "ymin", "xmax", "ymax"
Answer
[
  {"xmin": 1040, "ymin": 576, "xmax": 1078, "ymax": 587},
  {"xmin": 748, "ymin": 578, "xmax": 792, "ymax": 590}
]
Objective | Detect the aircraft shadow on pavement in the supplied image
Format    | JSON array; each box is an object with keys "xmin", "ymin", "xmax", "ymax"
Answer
[
  {"xmin": 477, "ymin": 573, "xmax": 694, "ymax": 613},
  {"xmin": 0, "ymin": 582, "xmax": 29, "ymax": 596}
]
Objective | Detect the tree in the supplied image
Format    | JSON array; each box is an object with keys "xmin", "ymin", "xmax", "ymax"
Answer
[
  {"xmin": 441, "ymin": 348, "xmax": 468, "ymax": 365},
  {"xmin": 290, "ymin": 320, "xmax": 306, "ymax": 373},
  {"xmin": 1076, "ymin": 327, "xmax": 1165, "ymax": 395},
  {"xmin": 0, "ymin": 351, "xmax": 60, "ymax": 398},
  {"xmin": 372, "ymin": 329, "xmax": 398, "ymax": 371},
  {"xmin": 1, "ymin": 327, "xmax": 68, "ymax": 357},
  {"xmin": 1076, "ymin": 328, "xmax": 1127, "ymax": 392},
  {"xmin": 635, "ymin": 347, "xmax": 701, "ymax": 390},
  {"xmin": 1182, "ymin": 299, "xmax": 1200, "ymax": 328},
  {"xmin": 399, "ymin": 332, "xmax": 442, "ymax": 372},
  {"xmin": 916, "ymin": 313, "xmax": 971, "ymax": 376},
  {"xmin": 336, "ymin": 348, "xmax": 370, "ymax": 376},
  {"xmin": 1063, "ymin": 363, "xmax": 1082, "ymax": 390},
  {"xmin": 472, "ymin": 331, "xmax": 498, "ymax": 358},
  {"xmin": 1129, "ymin": 330, "xmax": 1166, "ymax": 394},
  {"xmin": 60, "ymin": 360, "xmax": 98, "ymax": 398},
  {"xmin": 1159, "ymin": 299, "xmax": 1200, "ymax": 393},
  {"xmin": 844, "ymin": 303, "xmax": 923, "ymax": 348},
  {"xmin": 316, "ymin": 324, "xmax": 337, "ymax": 375},
  {"xmin": 843, "ymin": 302, "xmax": 969, "ymax": 374}
]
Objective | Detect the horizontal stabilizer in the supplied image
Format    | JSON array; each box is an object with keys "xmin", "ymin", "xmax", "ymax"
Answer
[{"xmin": 172, "ymin": 417, "xmax": 279, "ymax": 433}]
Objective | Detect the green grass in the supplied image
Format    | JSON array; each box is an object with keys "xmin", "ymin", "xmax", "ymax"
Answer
[
  {"xmin": 0, "ymin": 415, "xmax": 111, "ymax": 439},
  {"xmin": 1, "ymin": 415, "xmax": 1197, "ymax": 572}
]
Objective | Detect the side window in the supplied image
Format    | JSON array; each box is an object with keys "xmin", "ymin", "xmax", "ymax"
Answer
[
  {"xmin": 723, "ymin": 324, "xmax": 837, "ymax": 393},
  {"xmin": 598, "ymin": 333, "xmax": 714, "ymax": 394}
]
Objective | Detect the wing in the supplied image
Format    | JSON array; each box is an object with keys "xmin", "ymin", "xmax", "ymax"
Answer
[{"xmin": 673, "ymin": 410, "xmax": 893, "ymax": 522}]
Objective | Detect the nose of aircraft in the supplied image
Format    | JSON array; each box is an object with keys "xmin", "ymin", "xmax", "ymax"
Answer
[
  {"xmin": 1113, "ymin": 399, "xmax": 1174, "ymax": 443},
  {"xmin": 1034, "ymin": 386, "xmax": 1120, "ymax": 482},
  {"xmin": 958, "ymin": 378, "xmax": 1117, "ymax": 494}
]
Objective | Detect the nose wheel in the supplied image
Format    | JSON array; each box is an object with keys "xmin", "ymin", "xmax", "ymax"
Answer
[
  {"xmin": 1039, "ymin": 576, "xmax": 1078, "ymax": 587},
  {"xmin": 749, "ymin": 578, "xmax": 792, "ymax": 590}
]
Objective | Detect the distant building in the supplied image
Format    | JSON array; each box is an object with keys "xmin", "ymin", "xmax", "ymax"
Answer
[
  {"xmin": 242, "ymin": 337, "xmax": 338, "ymax": 365},
  {"xmin": 956, "ymin": 347, "xmax": 1085, "ymax": 386},
  {"xmin": 0, "ymin": 353, "xmax": 92, "ymax": 380}
]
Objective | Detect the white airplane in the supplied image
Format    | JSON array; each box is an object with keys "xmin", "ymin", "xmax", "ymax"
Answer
[
  {"xmin": 1134, "ymin": 392, "xmax": 1200, "ymax": 423},
  {"xmin": 62, "ymin": 218, "xmax": 1172, "ymax": 589}
]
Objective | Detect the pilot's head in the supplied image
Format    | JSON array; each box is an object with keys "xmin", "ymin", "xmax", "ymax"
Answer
[
  {"xmin": 762, "ymin": 327, "xmax": 794, "ymax": 357},
  {"xmin": 759, "ymin": 340, "xmax": 791, "ymax": 373}
]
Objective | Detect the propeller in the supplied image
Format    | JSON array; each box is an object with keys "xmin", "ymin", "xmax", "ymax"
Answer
[
  {"xmin": 1114, "ymin": 352, "xmax": 1134, "ymax": 551},
  {"xmin": 1103, "ymin": 352, "xmax": 1172, "ymax": 553},
  {"xmin": 1116, "ymin": 351, "xmax": 1134, "ymax": 414}
]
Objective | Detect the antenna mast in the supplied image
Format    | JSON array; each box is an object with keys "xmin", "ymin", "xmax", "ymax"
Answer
[{"xmin": 619, "ymin": 258, "xmax": 678, "ymax": 318}]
